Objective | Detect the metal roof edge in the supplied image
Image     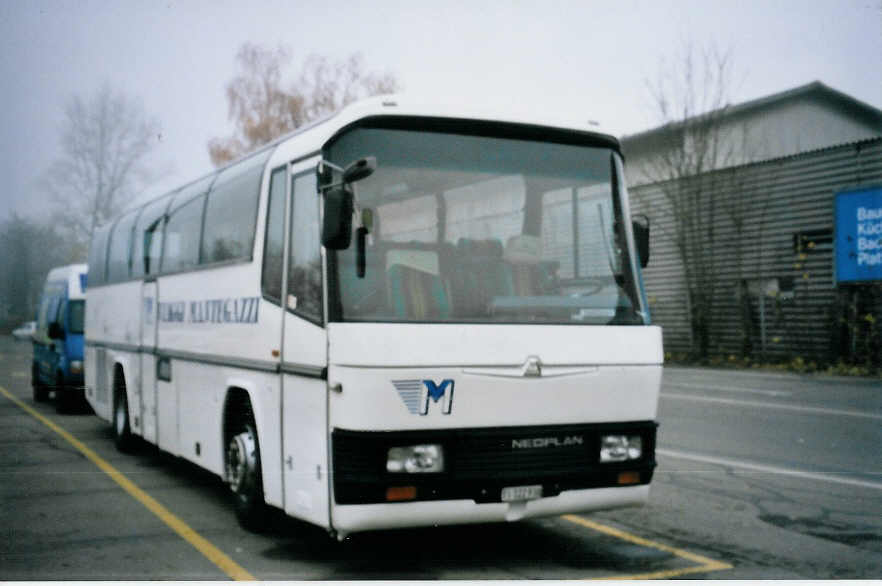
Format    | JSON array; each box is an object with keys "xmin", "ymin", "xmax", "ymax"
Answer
[
  {"xmin": 621, "ymin": 81, "xmax": 882, "ymax": 144},
  {"xmin": 628, "ymin": 136, "xmax": 882, "ymax": 189}
]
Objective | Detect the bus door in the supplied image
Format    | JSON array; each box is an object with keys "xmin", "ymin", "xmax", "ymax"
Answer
[
  {"xmin": 281, "ymin": 160, "xmax": 330, "ymax": 527},
  {"xmin": 140, "ymin": 277, "xmax": 158, "ymax": 444}
]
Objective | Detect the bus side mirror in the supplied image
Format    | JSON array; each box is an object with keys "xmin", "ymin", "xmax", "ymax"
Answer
[
  {"xmin": 322, "ymin": 187, "xmax": 354, "ymax": 250},
  {"xmin": 632, "ymin": 215, "xmax": 650, "ymax": 268},
  {"xmin": 48, "ymin": 322, "xmax": 65, "ymax": 340},
  {"xmin": 320, "ymin": 156, "xmax": 376, "ymax": 251},
  {"xmin": 343, "ymin": 156, "xmax": 376, "ymax": 183}
]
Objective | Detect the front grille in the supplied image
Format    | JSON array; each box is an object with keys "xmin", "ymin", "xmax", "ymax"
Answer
[{"xmin": 332, "ymin": 421, "xmax": 656, "ymax": 504}]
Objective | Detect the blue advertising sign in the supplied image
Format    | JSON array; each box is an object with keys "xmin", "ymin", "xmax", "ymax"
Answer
[{"xmin": 834, "ymin": 185, "xmax": 882, "ymax": 283}]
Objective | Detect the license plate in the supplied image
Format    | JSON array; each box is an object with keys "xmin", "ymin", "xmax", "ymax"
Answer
[{"xmin": 501, "ymin": 484, "xmax": 543, "ymax": 502}]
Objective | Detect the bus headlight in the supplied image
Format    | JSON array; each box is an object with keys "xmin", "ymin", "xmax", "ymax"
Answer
[
  {"xmin": 70, "ymin": 361, "xmax": 83, "ymax": 374},
  {"xmin": 387, "ymin": 444, "xmax": 445, "ymax": 473},
  {"xmin": 600, "ymin": 435, "xmax": 642, "ymax": 462}
]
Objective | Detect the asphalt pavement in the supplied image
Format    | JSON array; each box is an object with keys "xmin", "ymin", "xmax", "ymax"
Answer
[{"xmin": 1, "ymin": 335, "xmax": 880, "ymax": 579}]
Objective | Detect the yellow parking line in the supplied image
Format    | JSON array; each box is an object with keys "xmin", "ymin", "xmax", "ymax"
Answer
[
  {"xmin": 0, "ymin": 385, "xmax": 255, "ymax": 581},
  {"xmin": 562, "ymin": 514, "xmax": 732, "ymax": 580}
]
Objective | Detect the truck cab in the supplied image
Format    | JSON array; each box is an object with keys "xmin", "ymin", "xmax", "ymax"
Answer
[{"xmin": 32, "ymin": 264, "xmax": 88, "ymax": 412}]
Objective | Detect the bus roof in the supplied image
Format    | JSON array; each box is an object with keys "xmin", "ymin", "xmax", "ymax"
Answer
[
  {"xmin": 117, "ymin": 94, "xmax": 618, "ymax": 221},
  {"xmin": 265, "ymin": 94, "xmax": 618, "ymax": 170}
]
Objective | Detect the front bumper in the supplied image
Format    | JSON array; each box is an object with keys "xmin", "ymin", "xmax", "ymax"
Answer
[
  {"xmin": 332, "ymin": 421, "xmax": 657, "ymax": 505},
  {"xmin": 332, "ymin": 484, "xmax": 651, "ymax": 534}
]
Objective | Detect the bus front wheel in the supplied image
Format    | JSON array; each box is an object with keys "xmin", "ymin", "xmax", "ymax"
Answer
[
  {"xmin": 113, "ymin": 378, "xmax": 135, "ymax": 452},
  {"xmin": 226, "ymin": 419, "xmax": 265, "ymax": 531}
]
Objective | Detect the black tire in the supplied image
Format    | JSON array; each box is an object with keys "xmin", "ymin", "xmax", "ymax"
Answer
[
  {"xmin": 55, "ymin": 372, "xmax": 72, "ymax": 413},
  {"xmin": 226, "ymin": 415, "xmax": 266, "ymax": 531},
  {"xmin": 113, "ymin": 380, "xmax": 136, "ymax": 452},
  {"xmin": 32, "ymin": 363, "xmax": 48, "ymax": 402}
]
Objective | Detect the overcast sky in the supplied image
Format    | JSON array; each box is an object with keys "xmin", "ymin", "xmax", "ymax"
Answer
[{"xmin": 1, "ymin": 0, "xmax": 880, "ymax": 222}]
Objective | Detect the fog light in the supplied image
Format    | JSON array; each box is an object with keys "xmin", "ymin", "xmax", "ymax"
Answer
[
  {"xmin": 600, "ymin": 435, "xmax": 642, "ymax": 462},
  {"xmin": 387, "ymin": 444, "xmax": 444, "ymax": 473}
]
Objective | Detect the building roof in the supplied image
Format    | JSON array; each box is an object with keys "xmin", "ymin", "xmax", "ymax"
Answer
[{"xmin": 622, "ymin": 81, "xmax": 882, "ymax": 143}]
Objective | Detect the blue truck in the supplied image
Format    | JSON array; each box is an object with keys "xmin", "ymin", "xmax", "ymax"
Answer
[{"xmin": 32, "ymin": 264, "xmax": 88, "ymax": 412}]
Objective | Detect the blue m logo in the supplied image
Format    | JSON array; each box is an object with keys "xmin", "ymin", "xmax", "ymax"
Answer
[{"xmin": 392, "ymin": 379, "xmax": 455, "ymax": 415}]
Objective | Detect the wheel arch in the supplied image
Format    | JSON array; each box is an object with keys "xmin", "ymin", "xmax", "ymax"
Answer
[
  {"xmin": 221, "ymin": 380, "xmax": 266, "ymax": 467},
  {"xmin": 111, "ymin": 360, "xmax": 128, "ymax": 404},
  {"xmin": 111, "ymin": 356, "xmax": 137, "ymax": 429},
  {"xmin": 220, "ymin": 378, "xmax": 280, "ymax": 509}
]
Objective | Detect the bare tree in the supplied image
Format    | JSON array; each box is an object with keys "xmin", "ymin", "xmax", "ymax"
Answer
[
  {"xmin": 0, "ymin": 214, "xmax": 73, "ymax": 330},
  {"xmin": 638, "ymin": 43, "xmax": 738, "ymax": 359},
  {"xmin": 208, "ymin": 44, "xmax": 399, "ymax": 166},
  {"xmin": 42, "ymin": 84, "xmax": 160, "ymax": 251}
]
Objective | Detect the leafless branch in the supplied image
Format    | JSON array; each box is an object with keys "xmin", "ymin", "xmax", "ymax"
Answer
[{"xmin": 41, "ymin": 84, "xmax": 160, "ymax": 248}]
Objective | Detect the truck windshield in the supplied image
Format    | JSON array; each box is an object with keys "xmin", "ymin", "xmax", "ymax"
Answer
[{"xmin": 327, "ymin": 126, "xmax": 647, "ymax": 325}]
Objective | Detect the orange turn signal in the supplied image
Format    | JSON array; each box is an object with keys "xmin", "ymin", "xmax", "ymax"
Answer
[
  {"xmin": 386, "ymin": 486, "xmax": 417, "ymax": 501},
  {"xmin": 617, "ymin": 471, "xmax": 641, "ymax": 485}
]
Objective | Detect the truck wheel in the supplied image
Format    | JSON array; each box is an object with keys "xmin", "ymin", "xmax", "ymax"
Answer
[
  {"xmin": 113, "ymin": 380, "xmax": 135, "ymax": 452},
  {"xmin": 226, "ymin": 417, "xmax": 266, "ymax": 531},
  {"xmin": 55, "ymin": 372, "xmax": 71, "ymax": 413},
  {"xmin": 32, "ymin": 364, "xmax": 48, "ymax": 402}
]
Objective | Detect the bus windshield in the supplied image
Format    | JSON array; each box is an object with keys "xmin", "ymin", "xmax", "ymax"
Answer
[{"xmin": 327, "ymin": 126, "xmax": 647, "ymax": 325}]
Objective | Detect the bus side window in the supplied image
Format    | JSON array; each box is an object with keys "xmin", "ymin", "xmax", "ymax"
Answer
[
  {"xmin": 287, "ymin": 172, "xmax": 322, "ymax": 323},
  {"xmin": 144, "ymin": 220, "xmax": 164, "ymax": 275},
  {"xmin": 133, "ymin": 194, "xmax": 171, "ymax": 277},
  {"xmin": 87, "ymin": 223, "xmax": 112, "ymax": 287},
  {"xmin": 201, "ymin": 149, "xmax": 270, "ymax": 265},
  {"xmin": 261, "ymin": 167, "xmax": 287, "ymax": 303},
  {"xmin": 162, "ymin": 194, "xmax": 206, "ymax": 273},
  {"xmin": 106, "ymin": 210, "xmax": 138, "ymax": 283}
]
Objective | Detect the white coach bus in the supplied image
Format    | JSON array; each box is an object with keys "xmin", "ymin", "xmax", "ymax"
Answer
[{"xmin": 84, "ymin": 96, "xmax": 662, "ymax": 538}]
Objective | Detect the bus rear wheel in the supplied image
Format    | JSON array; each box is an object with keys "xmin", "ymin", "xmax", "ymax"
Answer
[{"xmin": 226, "ymin": 419, "xmax": 266, "ymax": 531}]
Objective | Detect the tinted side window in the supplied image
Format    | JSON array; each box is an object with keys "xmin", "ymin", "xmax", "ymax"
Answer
[
  {"xmin": 262, "ymin": 167, "xmax": 287, "ymax": 302},
  {"xmin": 288, "ymin": 172, "xmax": 322, "ymax": 323},
  {"xmin": 106, "ymin": 209, "xmax": 139, "ymax": 283},
  {"xmin": 68, "ymin": 300, "xmax": 85, "ymax": 334},
  {"xmin": 201, "ymin": 151, "xmax": 269, "ymax": 264},
  {"xmin": 87, "ymin": 224, "xmax": 112, "ymax": 286},
  {"xmin": 37, "ymin": 297, "xmax": 51, "ymax": 331},
  {"xmin": 132, "ymin": 195, "xmax": 172, "ymax": 277},
  {"xmin": 162, "ymin": 194, "xmax": 206, "ymax": 273},
  {"xmin": 48, "ymin": 297, "xmax": 61, "ymax": 326}
]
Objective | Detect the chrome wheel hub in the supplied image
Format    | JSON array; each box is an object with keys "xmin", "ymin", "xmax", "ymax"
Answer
[{"xmin": 226, "ymin": 429, "xmax": 256, "ymax": 493}]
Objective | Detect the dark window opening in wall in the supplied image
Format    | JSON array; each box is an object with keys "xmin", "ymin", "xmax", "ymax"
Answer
[
  {"xmin": 777, "ymin": 276, "xmax": 795, "ymax": 301},
  {"xmin": 793, "ymin": 228, "xmax": 833, "ymax": 254}
]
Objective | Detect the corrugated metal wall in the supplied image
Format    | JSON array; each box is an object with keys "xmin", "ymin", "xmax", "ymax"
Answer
[{"xmin": 629, "ymin": 138, "xmax": 882, "ymax": 360}]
